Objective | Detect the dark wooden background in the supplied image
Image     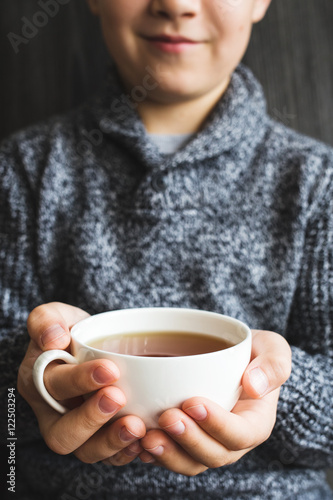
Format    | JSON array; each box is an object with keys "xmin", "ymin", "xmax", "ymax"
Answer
[
  {"xmin": 0, "ymin": 0, "xmax": 332, "ymax": 489},
  {"xmin": 0, "ymin": 0, "xmax": 333, "ymax": 146}
]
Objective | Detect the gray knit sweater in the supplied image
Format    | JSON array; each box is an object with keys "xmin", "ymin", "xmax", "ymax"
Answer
[{"xmin": 0, "ymin": 63, "xmax": 332, "ymax": 500}]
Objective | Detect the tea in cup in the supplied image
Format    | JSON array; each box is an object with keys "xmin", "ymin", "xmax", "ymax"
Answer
[{"xmin": 33, "ymin": 307, "xmax": 251, "ymax": 428}]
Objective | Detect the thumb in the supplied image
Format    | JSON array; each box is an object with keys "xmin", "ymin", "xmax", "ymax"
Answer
[
  {"xmin": 27, "ymin": 302, "xmax": 90, "ymax": 351},
  {"xmin": 242, "ymin": 330, "xmax": 292, "ymax": 399}
]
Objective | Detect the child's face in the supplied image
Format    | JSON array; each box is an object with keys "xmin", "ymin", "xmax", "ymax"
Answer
[{"xmin": 88, "ymin": 0, "xmax": 271, "ymax": 104}]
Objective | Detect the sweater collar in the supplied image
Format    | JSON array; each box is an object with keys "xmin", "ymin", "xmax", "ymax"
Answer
[{"xmin": 89, "ymin": 61, "xmax": 268, "ymax": 169}]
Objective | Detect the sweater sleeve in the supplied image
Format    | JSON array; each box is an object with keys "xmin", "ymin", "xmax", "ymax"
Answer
[
  {"xmin": 0, "ymin": 135, "xmax": 45, "ymax": 444},
  {"xmin": 268, "ymin": 169, "xmax": 333, "ymax": 468}
]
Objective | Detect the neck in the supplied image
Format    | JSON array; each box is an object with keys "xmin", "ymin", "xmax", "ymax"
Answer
[{"xmin": 136, "ymin": 79, "xmax": 230, "ymax": 135}]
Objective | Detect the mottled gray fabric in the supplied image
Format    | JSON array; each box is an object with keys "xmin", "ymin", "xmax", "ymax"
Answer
[{"xmin": 0, "ymin": 63, "xmax": 332, "ymax": 500}]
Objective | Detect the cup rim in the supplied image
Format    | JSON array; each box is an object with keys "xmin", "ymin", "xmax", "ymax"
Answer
[{"xmin": 70, "ymin": 307, "xmax": 251, "ymax": 360}]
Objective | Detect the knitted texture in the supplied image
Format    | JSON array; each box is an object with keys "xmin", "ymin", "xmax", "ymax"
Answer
[{"xmin": 0, "ymin": 63, "xmax": 332, "ymax": 499}]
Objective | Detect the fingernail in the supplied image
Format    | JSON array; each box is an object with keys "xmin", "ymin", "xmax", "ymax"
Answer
[
  {"xmin": 184, "ymin": 404, "xmax": 208, "ymax": 421},
  {"xmin": 249, "ymin": 367, "xmax": 269, "ymax": 396},
  {"xmin": 41, "ymin": 324, "xmax": 67, "ymax": 346},
  {"xmin": 93, "ymin": 365, "xmax": 116, "ymax": 384},
  {"xmin": 119, "ymin": 426, "xmax": 140, "ymax": 442},
  {"xmin": 144, "ymin": 445, "xmax": 164, "ymax": 456},
  {"xmin": 162, "ymin": 420, "xmax": 185, "ymax": 436},
  {"xmin": 98, "ymin": 395, "xmax": 121, "ymax": 414}
]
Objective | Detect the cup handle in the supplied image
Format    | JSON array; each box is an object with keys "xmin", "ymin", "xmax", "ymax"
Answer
[{"xmin": 33, "ymin": 350, "xmax": 79, "ymax": 414}]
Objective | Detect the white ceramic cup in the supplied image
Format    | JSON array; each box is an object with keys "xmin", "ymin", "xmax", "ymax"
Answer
[{"xmin": 33, "ymin": 307, "xmax": 252, "ymax": 428}]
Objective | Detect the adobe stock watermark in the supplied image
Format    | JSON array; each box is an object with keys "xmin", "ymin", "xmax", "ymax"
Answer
[
  {"xmin": 109, "ymin": 65, "xmax": 166, "ymax": 115},
  {"xmin": 77, "ymin": 65, "xmax": 165, "ymax": 158},
  {"xmin": 267, "ymin": 439, "xmax": 298, "ymax": 473},
  {"xmin": 76, "ymin": 129, "xmax": 104, "ymax": 159},
  {"xmin": 7, "ymin": 0, "xmax": 71, "ymax": 54},
  {"xmin": 272, "ymin": 106, "xmax": 296, "ymax": 127},
  {"xmin": 60, "ymin": 464, "xmax": 111, "ymax": 500}
]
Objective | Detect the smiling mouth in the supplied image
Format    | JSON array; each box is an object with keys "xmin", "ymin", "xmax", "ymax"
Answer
[
  {"xmin": 145, "ymin": 35, "xmax": 198, "ymax": 44},
  {"xmin": 143, "ymin": 34, "xmax": 200, "ymax": 54}
]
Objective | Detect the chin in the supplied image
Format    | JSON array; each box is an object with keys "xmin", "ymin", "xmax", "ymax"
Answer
[{"xmin": 153, "ymin": 78, "xmax": 206, "ymax": 102}]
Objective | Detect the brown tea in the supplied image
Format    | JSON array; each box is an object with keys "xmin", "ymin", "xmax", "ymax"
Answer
[{"xmin": 87, "ymin": 331, "xmax": 235, "ymax": 357}]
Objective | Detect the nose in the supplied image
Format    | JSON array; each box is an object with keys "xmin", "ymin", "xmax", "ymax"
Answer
[{"xmin": 150, "ymin": 0, "xmax": 201, "ymax": 20}]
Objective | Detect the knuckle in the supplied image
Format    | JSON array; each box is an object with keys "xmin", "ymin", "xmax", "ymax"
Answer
[
  {"xmin": 27, "ymin": 303, "xmax": 65, "ymax": 341},
  {"xmin": 74, "ymin": 449, "xmax": 96, "ymax": 464},
  {"xmin": 17, "ymin": 362, "xmax": 33, "ymax": 399},
  {"xmin": 185, "ymin": 465, "xmax": 207, "ymax": 477},
  {"xmin": 103, "ymin": 429, "xmax": 119, "ymax": 451},
  {"xmin": 27, "ymin": 306, "xmax": 52, "ymax": 341},
  {"xmin": 250, "ymin": 426, "xmax": 273, "ymax": 450},
  {"xmin": 207, "ymin": 458, "xmax": 222, "ymax": 469},
  {"xmin": 208, "ymin": 450, "xmax": 240, "ymax": 468},
  {"xmin": 232, "ymin": 424, "xmax": 272, "ymax": 452},
  {"xmin": 187, "ymin": 434, "xmax": 203, "ymax": 452},
  {"xmin": 232, "ymin": 435, "xmax": 253, "ymax": 451},
  {"xmin": 260, "ymin": 425, "xmax": 274, "ymax": 444},
  {"xmin": 206, "ymin": 453, "xmax": 229, "ymax": 469},
  {"xmin": 222, "ymin": 455, "xmax": 239, "ymax": 467},
  {"xmin": 111, "ymin": 453, "xmax": 128, "ymax": 466},
  {"xmin": 17, "ymin": 377, "xmax": 29, "ymax": 401},
  {"xmin": 185, "ymin": 471, "xmax": 198, "ymax": 477},
  {"xmin": 272, "ymin": 355, "xmax": 291, "ymax": 384},
  {"xmin": 71, "ymin": 368, "xmax": 86, "ymax": 394},
  {"xmin": 27, "ymin": 305, "xmax": 48, "ymax": 327},
  {"xmin": 44, "ymin": 430, "xmax": 71, "ymax": 455},
  {"xmin": 80, "ymin": 410, "xmax": 102, "ymax": 433},
  {"xmin": 105, "ymin": 454, "xmax": 123, "ymax": 467}
]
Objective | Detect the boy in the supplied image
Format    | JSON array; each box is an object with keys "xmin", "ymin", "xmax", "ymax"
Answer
[{"xmin": 1, "ymin": 1, "xmax": 332, "ymax": 498}]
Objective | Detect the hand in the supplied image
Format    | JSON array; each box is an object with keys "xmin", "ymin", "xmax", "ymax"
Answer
[
  {"xmin": 138, "ymin": 330, "xmax": 292, "ymax": 476},
  {"xmin": 17, "ymin": 302, "xmax": 146, "ymax": 465}
]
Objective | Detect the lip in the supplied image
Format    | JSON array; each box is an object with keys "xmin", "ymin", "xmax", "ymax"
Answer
[
  {"xmin": 146, "ymin": 34, "xmax": 198, "ymax": 43},
  {"xmin": 144, "ymin": 34, "xmax": 200, "ymax": 54}
]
